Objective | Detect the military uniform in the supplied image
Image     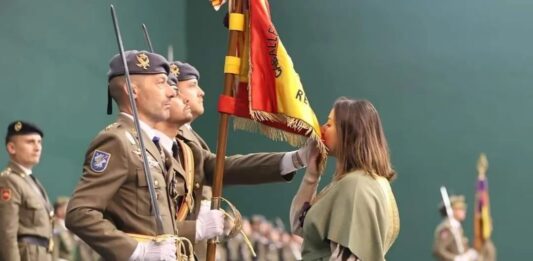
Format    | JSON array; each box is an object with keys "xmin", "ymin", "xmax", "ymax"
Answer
[
  {"xmin": 433, "ymin": 218, "xmax": 470, "ymax": 261},
  {"xmin": 433, "ymin": 195, "xmax": 476, "ymax": 261},
  {"xmin": 65, "ymin": 114, "xmax": 181, "ymax": 260},
  {"xmin": 0, "ymin": 121, "xmax": 53, "ymax": 261},
  {"xmin": 0, "ymin": 161, "xmax": 54, "ymax": 261},
  {"xmin": 52, "ymin": 217, "xmax": 76, "ymax": 261}
]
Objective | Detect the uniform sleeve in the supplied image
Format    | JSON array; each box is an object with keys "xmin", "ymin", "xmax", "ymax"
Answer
[
  {"xmin": 65, "ymin": 131, "xmax": 137, "ymax": 260},
  {"xmin": 177, "ymin": 220, "xmax": 196, "ymax": 242},
  {"xmin": 433, "ymin": 227, "xmax": 457, "ymax": 261},
  {"xmin": 194, "ymin": 142, "xmax": 292, "ymax": 185},
  {"xmin": 0, "ymin": 177, "xmax": 22, "ymax": 261}
]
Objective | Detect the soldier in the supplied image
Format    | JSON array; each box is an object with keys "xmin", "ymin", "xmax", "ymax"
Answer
[
  {"xmin": 0, "ymin": 120, "xmax": 53, "ymax": 261},
  {"xmin": 433, "ymin": 195, "xmax": 479, "ymax": 261},
  {"xmin": 171, "ymin": 61, "xmax": 312, "ymax": 258},
  {"xmin": 52, "ymin": 196, "xmax": 76, "ymax": 261},
  {"xmin": 65, "ymin": 50, "xmax": 179, "ymax": 260},
  {"xmin": 153, "ymin": 69, "xmax": 225, "ymax": 249}
]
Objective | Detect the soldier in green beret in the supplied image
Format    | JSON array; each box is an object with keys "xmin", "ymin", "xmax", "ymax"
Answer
[{"xmin": 0, "ymin": 121, "xmax": 54, "ymax": 261}]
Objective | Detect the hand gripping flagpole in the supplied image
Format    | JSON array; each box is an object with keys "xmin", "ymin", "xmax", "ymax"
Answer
[
  {"xmin": 206, "ymin": 0, "xmax": 244, "ymax": 260},
  {"xmin": 110, "ymin": 5, "xmax": 164, "ymax": 235},
  {"xmin": 440, "ymin": 186, "xmax": 465, "ymax": 254}
]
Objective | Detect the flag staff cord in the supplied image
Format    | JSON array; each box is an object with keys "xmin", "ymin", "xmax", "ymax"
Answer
[{"xmin": 206, "ymin": 0, "xmax": 244, "ymax": 260}]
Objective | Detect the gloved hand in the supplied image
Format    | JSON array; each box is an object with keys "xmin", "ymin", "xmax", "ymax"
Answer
[
  {"xmin": 128, "ymin": 238, "xmax": 176, "ymax": 261},
  {"xmin": 453, "ymin": 248, "xmax": 478, "ymax": 261},
  {"xmin": 196, "ymin": 201, "xmax": 225, "ymax": 241}
]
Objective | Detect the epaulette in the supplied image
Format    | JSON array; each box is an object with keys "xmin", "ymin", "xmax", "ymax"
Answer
[
  {"xmin": 105, "ymin": 122, "xmax": 120, "ymax": 131},
  {"xmin": 0, "ymin": 167, "xmax": 11, "ymax": 177}
]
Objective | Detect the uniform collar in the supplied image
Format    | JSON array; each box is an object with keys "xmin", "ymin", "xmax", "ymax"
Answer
[
  {"xmin": 153, "ymin": 129, "xmax": 175, "ymax": 155},
  {"xmin": 120, "ymin": 112, "xmax": 158, "ymax": 141},
  {"xmin": 10, "ymin": 160, "xmax": 32, "ymax": 175}
]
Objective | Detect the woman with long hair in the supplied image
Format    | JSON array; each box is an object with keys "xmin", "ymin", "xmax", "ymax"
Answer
[{"xmin": 290, "ymin": 98, "xmax": 400, "ymax": 260}]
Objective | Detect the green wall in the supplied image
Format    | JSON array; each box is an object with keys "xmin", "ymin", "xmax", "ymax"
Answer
[
  {"xmin": 0, "ymin": 0, "xmax": 186, "ymax": 207},
  {"xmin": 185, "ymin": 0, "xmax": 533, "ymax": 259},
  {"xmin": 1, "ymin": 0, "xmax": 531, "ymax": 260}
]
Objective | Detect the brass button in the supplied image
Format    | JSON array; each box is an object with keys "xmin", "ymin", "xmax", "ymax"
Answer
[
  {"xmin": 195, "ymin": 183, "xmax": 200, "ymax": 189},
  {"xmin": 154, "ymin": 180, "xmax": 159, "ymax": 187}
]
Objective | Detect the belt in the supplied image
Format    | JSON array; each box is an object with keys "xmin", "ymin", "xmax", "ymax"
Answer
[{"xmin": 18, "ymin": 235, "xmax": 51, "ymax": 250}]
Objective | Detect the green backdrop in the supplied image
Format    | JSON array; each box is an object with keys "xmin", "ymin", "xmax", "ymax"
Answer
[{"xmin": 2, "ymin": 0, "xmax": 532, "ymax": 259}]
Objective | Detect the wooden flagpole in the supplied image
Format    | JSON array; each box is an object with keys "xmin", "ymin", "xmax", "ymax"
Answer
[{"xmin": 206, "ymin": 0, "xmax": 244, "ymax": 260}]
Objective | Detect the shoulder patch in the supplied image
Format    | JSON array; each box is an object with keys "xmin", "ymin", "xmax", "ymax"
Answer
[
  {"xmin": 1, "ymin": 188, "xmax": 11, "ymax": 201},
  {"xmin": 90, "ymin": 150, "xmax": 111, "ymax": 173}
]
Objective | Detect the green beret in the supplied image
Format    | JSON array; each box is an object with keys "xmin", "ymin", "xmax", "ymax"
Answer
[
  {"xmin": 170, "ymin": 61, "xmax": 200, "ymax": 82},
  {"xmin": 107, "ymin": 50, "xmax": 170, "ymax": 82},
  {"xmin": 5, "ymin": 121, "xmax": 43, "ymax": 144}
]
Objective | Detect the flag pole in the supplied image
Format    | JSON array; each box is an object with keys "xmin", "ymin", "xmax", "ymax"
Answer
[
  {"xmin": 473, "ymin": 153, "xmax": 489, "ymax": 251},
  {"xmin": 206, "ymin": 0, "xmax": 244, "ymax": 260}
]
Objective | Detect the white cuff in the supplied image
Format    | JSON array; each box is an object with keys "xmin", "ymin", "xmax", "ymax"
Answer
[{"xmin": 280, "ymin": 151, "xmax": 301, "ymax": 175}]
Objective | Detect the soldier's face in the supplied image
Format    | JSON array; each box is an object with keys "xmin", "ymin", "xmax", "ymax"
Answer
[
  {"xmin": 453, "ymin": 208, "xmax": 466, "ymax": 221},
  {"xmin": 6, "ymin": 134, "xmax": 42, "ymax": 168},
  {"xmin": 321, "ymin": 109, "xmax": 338, "ymax": 156},
  {"xmin": 133, "ymin": 74, "xmax": 176, "ymax": 123},
  {"xmin": 178, "ymin": 79, "xmax": 204, "ymax": 120},
  {"xmin": 168, "ymin": 87, "xmax": 193, "ymax": 126}
]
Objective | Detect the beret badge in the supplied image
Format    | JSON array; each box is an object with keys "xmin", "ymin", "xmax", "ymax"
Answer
[
  {"xmin": 136, "ymin": 52, "xmax": 150, "ymax": 70},
  {"xmin": 14, "ymin": 122, "xmax": 22, "ymax": 132}
]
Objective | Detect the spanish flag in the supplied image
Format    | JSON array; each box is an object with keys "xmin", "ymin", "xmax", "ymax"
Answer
[
  {"xmin": 218, "ymin": 0, "xmax": 325, "ymax": 152},
  {"xmin": 473, "ymin": 153, "xmax": 493, "ymax": 251}
]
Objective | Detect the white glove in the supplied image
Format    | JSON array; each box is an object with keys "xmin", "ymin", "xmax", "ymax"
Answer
[
  {"xmin": 453, "ymin": 249, "xmax": 478, "ymax": 261},
  {"xmin": 128, "ymin": 238, "xmax": 176, "ymax": 261},
  {"xmin": 196, "ymin": 201, "xmax": 224, "ymax": 241}
]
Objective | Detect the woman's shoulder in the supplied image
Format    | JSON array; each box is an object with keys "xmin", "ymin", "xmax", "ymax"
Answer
[
  {"xmin": 339, "ymin": 170, "xmax": 376, "ymax": 184},
  {"xmin": 336, "ymin": 170, "xmax": 384, "ymax": 195}
]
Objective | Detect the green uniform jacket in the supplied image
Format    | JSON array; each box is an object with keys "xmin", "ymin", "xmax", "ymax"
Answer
[
  {"xmin": 302, "ymin": 171, "xmax": 400, "ymax": 261},
  {"xmin": 0, "ymin": 161, "xmax": 53, "ymax": 261},
  {"xmin": 177, "ymin": 126, "xmax": 295, "ymax": 258},
  {"xmin": 65, "ymin": 114, "xmax": 181, "ymax": 260}
]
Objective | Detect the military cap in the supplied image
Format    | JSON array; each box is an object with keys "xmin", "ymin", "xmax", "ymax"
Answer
[
  {"xmin": 106, "ymin": 50, "xmax": 171, "ymax": 114},
  {"xmin": 439, "ymin": 195, "xmax": 467, "ymax": 216},
  {"xmin": 107, "ymin": 50, "xmax": 170, "ymax": 81},
  {"xmin": 168, "ymin": 65, "xmax": 178, "ymax": 87},
  {"xmin": 171, "ymin": 61, "xmax": 200, "ymax": 82},
  {"xmin": 5, "ymin": 121, "xmax": 43, "ymax": 144}
]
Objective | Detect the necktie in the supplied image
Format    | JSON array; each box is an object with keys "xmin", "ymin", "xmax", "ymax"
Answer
[
  {"xmin": 29, "ymin": 175, "xmax": 46, "ymax": 199},
  {"xmin": 172, "ymin": 141, "xmax": 179, "ymax": 158},
  {"xmin": 152, "ymin": 136, "xmax": 161, "ymax": 150}
]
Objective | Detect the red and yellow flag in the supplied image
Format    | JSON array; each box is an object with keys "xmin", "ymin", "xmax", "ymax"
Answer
[
  {"xmin": 473, "ymin": 153, "xmax": 493, "ymax": 251},
  {"xmin": 218, "ymin": 0, "xmax": 325, "ymax": 152}
]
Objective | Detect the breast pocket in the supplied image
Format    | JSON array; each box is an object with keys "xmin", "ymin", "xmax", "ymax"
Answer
[
  {"xmin": 136, "ymin": 168, "xmax": 168, "ymax": 217},
  {"xmin": 21, "ymin": 197, "xmax": 44, "ymax": 225}
]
